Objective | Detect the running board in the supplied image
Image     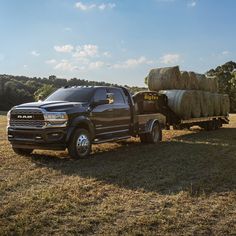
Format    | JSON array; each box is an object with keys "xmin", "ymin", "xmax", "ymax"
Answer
[{"xmin": 93, "ymin": 136, "xmax": 131, "ymax": 144}]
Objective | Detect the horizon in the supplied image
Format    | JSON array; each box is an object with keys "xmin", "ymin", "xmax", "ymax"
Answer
[{"xmin": 0, "ymin": 0, "xmax": 235, "ymax": 86}]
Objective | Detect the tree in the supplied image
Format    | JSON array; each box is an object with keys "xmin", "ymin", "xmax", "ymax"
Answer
[
  {"xmin": 34, "ymin": 84, "xmax": 57, "ymax": 101},
  {"xmin": 207, "ymin": 61, "xmax": 236, "ymax": 112}
]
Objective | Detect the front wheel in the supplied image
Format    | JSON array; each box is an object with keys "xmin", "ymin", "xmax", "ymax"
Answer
[
  {"xmin": 12, "ymin": 147, "xmax": 33, "ymax": 156},
  {"xmin": 68, "ymin": 129, "xmax": 92, "ymax": 159}
]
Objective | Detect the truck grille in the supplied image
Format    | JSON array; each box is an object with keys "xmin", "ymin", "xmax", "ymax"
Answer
[{"xmin": 10, "ymin": 109, "xmax": 45, "ymax": 128}]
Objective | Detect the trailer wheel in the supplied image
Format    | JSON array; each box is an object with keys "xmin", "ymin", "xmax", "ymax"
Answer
[
  {"xmin": 68, "ymin": 129, "xmax": 92, "ymax": 159},
  {"xmin": 146, "ymin": 122, "xmax": 162, "ymax": 143}
]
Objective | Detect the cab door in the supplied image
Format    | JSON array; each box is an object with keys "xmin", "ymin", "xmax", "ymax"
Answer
[
  {"xmin": 90, "ymin": 88, "xmax": 114, "ymax": 137},
  {"xmin": 107, "ymin": 88, "xmax": 131, "ymax": 135}
]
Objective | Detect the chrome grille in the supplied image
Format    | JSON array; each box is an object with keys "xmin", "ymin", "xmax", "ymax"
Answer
[
  {"xmin": 10, "ymin": 120, "xmax": 45, "ymax": 128},
  {"xmin": 10, "ymin": 108, "xmax": 45, "ymax": 128}
]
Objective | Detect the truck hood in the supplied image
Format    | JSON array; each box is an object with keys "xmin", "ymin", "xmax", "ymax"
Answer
[{"xmin": 14, "ymin": 101, "xmax": 88, "ymax": 112}]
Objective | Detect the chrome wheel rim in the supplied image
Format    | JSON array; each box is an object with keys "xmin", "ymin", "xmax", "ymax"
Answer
[{"xmin": 76, "ymin": 134, "xmax": 90, "ymax": 155}]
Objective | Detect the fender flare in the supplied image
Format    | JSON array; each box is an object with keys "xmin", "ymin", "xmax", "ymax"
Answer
[{"xmin": 66, "ymin": 116, "xmax": 95, "ymax": 143}]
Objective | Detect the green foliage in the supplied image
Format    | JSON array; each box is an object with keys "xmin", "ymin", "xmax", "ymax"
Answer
[
  {"xmin": 34, "ymin": 84, "xmax": 56, "ymax": 101},
  {"xmin": 207, "ymin": 61, "xmax": 236, "ymax": 112},
  {"xmin": 0, "ymin": 74, "xmax": 146, "ymax": 110}
]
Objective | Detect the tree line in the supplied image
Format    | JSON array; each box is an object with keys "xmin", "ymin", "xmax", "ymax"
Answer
[{"xmin": 0, "ymin": 75, "xmax": 145, "ymax": 110}]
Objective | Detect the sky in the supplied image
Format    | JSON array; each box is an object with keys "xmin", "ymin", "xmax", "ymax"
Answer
[{"xmin": 0, "ymin": 0, "xmax": 235, "ymax": 86}]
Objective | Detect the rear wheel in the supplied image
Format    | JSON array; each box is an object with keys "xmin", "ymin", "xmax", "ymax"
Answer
[
  {"xmin": 12, "ymin": 147, "xmax": 33, "ymax": 156},
  {"xmin": 68, "ymin": 129, "xmax": 92, "ymax": 159},
  {"xmin": 140, "ymin": 122, "xmax": 162, "ymax": 144}
]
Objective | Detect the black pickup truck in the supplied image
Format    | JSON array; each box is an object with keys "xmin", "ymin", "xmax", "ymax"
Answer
[{"xmin": 7, "ymin": 87, "xmax": 166, "ymax": 158}]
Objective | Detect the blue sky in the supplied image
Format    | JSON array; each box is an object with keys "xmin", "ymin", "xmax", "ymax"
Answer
[{"xmin": 0, "ymin": 0, "xmax": 235, "ymax": 86}]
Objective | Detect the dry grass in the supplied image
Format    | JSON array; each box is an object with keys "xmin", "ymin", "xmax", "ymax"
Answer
[{"xmin": 0, "ymin": 114, "xmax": 236, "ymax": 235}]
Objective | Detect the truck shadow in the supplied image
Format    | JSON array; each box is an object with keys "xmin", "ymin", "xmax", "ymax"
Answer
[{"xmin": 30, "ymin": 127, "xmax": 236, "ymax": 195}]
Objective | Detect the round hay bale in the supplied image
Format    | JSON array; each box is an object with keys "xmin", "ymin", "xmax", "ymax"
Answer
[
  {"xmin": 212, "ymin": 93, "xmax": 221, "ymax": 116},
  {"xmin": 180, "ymin": 71, "xmax": 191, "ymax": 89},
  {"xmin": 191, "ymin": 90, "xmax": 201, "ymax": 118},
  {"xmin": 159, "ymin": 90, "xmax": 192, "ymax": 119},
  {"xmin": 188, "ymin": 72, "xmax": 199, "ymax": 90},
  {"xmin": 221, "ymin": 94, "xmax": 230, "ymax": 115},
  {"xmin": 204, "ymin": 92, "xmax": 214, "ymax": 117},
  {"xmin": 147, "ymin": 66, "xmax": 181, "ymax": 91},
  {"xmin": 196, "ymin": 74, "xmax": 210, "ymax": 91},
  {"xmin": 198, "ymin": 91, "xmax": 208, "ymax": 117}
]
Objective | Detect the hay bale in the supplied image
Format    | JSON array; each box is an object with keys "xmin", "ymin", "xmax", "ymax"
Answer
[
  {"xmin": 203, "ymin": 92, "xmax": 214, "ymax": 117},
  {"xmin": 180, "ymin": 71, "xmax": 191, "ymax": 89},
  {"xmin": 198, "ymin": 91, "xmax": 208, "ymax": 117},
  {"xmin": 188, "ymin": 72, "xmax": 199, "ymax": 90},
  {"xmin": 196, "ymin": 74, "xmax": 210, "ymax": 91},
  {"xmin": 221, "ymin": 94, "xmax": 230, "ymax": 115},
  {"xmin": 207, "ymin": 76, "xmax": 218, "ymax": 93},
  {"xmin": 159, "ymin": 90, "xmax": 193, "ymax": 119},
  {"xmin": 212, "ymin": 93, "xmax": 221, "ymax": 116},
  {"xmin": 147, "ymin": 66, "xmax": 181, "ymax": 91},
  {"xmin": 191, "ymin": 90, "xmax": 201, "ymax": 118}
]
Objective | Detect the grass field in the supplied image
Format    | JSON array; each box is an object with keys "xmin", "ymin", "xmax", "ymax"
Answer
[{"xmin": 0, "ymin": 115, "xmax": 236, "ymax": 235}]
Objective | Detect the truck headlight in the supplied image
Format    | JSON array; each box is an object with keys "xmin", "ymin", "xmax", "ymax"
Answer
[
  {"xmin": 44, "ymin": 112, "xmax": 68, "ymax": 127},
  {"xmin": 44, "ymin": 112, "xmax": 68, "ymax": 121}
]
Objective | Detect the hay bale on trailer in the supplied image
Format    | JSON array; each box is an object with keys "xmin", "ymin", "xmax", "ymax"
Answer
[
  {"xmin": 221, "ymin": 94, "xmax": 230, "ymax": 115},
  {"xmin": 159, "ymin": 90, "xmax": 193, "ymax": 119},
  {"xmin": 188, "ymin": 72, "xmax": 199, "ymax": 90},
  {"xmin": 180, "ymin": 71, "xmax": 191, "ymax": 89},
  {"xmin": 196, "ymin": 74, "xmax": 210, "ymax": 91},
  {"xmin": 212, "ymin": 93, "xmax": 221, "ymax": 116},
  {"xmin": 198, "ymin": 91, "xmax": 208, "ymax": 117},
  {"xmin": 203, "ymin": 92, "xmax": 214, "ymax": 117},
  {"xmin": 207, "ymin": 76, "xmax": 218, "ymax": 93},
  {"xmin": 191, "ymin": 90, "xmax": 201, "ymax": 118},
  {"xmin": 147, "ymin": 66, "xmax": 181, "ymax": 91}
]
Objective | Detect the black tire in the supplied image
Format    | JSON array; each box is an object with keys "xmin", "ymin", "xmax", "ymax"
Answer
[
  {"xmin": 12, "ymin": 147, "xmax": 33, "ymax": 156},
  {"xmin": 146, "ymin": 122, "xmax": 162, "ymax": 144},
  {"xmin": 68, "ymin": 129, "xmax": 92, "ymax": 159}
]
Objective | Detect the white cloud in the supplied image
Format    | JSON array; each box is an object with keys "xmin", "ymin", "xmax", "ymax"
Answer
[
  {"xmin": 75, "ymin": 2, "xmax": 96, "ymax": 10},
  {"xmin": 222, "ymin": 51, "xmax": 229, "ymax": 55},
  {"xmin": 187, "ymin": 1, "xmax": 196, "ymax": 7},
  {"xmin": 45, "ymin": 59, "xmax": 57, "ymax": 64},
  {"xmin": 75, "ymin": 2, "xmax": 115, "ymax": 11},
  {"xmin": 160, "ymin": 53, "xmax": 180, "ymax": 64},
  {"xmin": 31, "ymin": 50, "xmax": 40, "ymax": 57},
  {"xmin": 73, "ymin": 44, "xmax": 98, "ymax": 60},
  {"xmin": 103, "ymin": 51, "xmax": 111, "ymax": 57},
  {"xmin": 54, "ymin": 44, "xmax": 74, "ymax": 53},
  {"xmin": 98, "ymin": 3, "xmax": 116, "ymax": 10},
  {"xmin": 54, "ymin": 60, "xmax": 78, "ymax": 71},
  {"xmin": 113, "ymin": 56, "xmax": 153, "ymax": 69},
  {"xmin": 89, "ymin": 61, "xmax": 105, "ymax": 69},
  {"xmin": 23, "ymin": 65, "xmax": 28, "ymax": 68}
]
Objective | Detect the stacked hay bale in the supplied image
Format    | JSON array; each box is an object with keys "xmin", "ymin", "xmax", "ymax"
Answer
[{"xmin": 146, "ymin": 66, "xmax": 230, "ymax": 119}]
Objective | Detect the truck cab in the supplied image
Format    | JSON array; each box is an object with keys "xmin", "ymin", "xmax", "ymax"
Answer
[{"xmin": 7, "ymin": 86, "xmax": 166, "ymax": 158}]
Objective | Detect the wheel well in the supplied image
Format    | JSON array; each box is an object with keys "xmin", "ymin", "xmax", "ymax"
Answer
[{"xmin": 67, "ymin": 122, "xmax": 94, "ymax": 144}]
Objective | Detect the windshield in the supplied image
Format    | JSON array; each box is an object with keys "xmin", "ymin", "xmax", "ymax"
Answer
[{"xmin": 45, "ymin": 88, "xmax": 94, "ymax": 102}]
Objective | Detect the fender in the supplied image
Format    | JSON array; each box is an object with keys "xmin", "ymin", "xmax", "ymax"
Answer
[{"xmin": 66, "ymin": 116, "xmax": 95, "ymax": 142}]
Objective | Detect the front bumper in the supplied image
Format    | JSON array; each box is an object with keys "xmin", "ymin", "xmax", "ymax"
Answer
[{"xmin": 8, "ymin": 127, "xmax": 68, "ymax": 150}]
